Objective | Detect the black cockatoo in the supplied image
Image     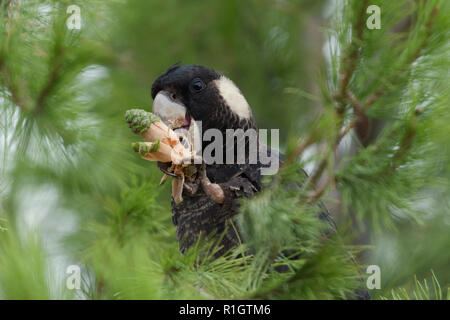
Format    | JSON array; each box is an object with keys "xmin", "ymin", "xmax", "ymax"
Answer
[{"xmin": 147, "ymin": 64, "xmax": 334, "ymax": 256}]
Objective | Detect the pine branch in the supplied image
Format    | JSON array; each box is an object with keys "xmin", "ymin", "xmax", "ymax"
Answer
[
  {"xmin": 337, "ymin": 0, "xmax": 368, "ymax": 101},
  {"xmin": 0, "ymin": 0, "xmax": 66, "ymax": 116},
  {"xmin": 282, "ymin": 135, "xmax": 314, "ymax": 168},
  {"xmin": 299, "ymin": 2, "xmax": 440, "ymax": 205},
  {"xmin": 0, "ymin": 0, "xmax": 32, "ymax": 111},
  {"xmin": 283, "ymin": 1, "xmax": 368, "ymax": 168},
  {"xmin": 388, "ymin": 116, "xmax": 417, "ymax": 174},
  {"xmin": 33, "ymin": 45, "xmax": 65, "ymax": 116},
  {"xmin": 363, "ymin": 6, "xmax": 439, "ymax": 110},
  {"xmin": 0, "ymin": 55, "xmax": 32, "ymax": 111},
  {"xmin": 299, "ymin": 1, "xmax": 370, "ymax": 199},
  {"xmin": 307, "ymin": 175, "xmax": 333, "ymax": 205}
]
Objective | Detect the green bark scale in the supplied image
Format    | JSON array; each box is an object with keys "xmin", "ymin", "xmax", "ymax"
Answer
[{"xmin": 131, "ymin": 140, "xmax": 161, "ymax": 156}]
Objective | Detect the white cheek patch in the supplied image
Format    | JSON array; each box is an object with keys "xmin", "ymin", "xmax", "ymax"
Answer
[{"xmin": 214, "ymin": 76, "xmax": 251, "ymax": 119}]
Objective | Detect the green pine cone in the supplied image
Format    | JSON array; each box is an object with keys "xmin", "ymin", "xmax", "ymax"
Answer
[{"xmin": 125, "ymin": 108, "xmax": 160, "ymax": 134}]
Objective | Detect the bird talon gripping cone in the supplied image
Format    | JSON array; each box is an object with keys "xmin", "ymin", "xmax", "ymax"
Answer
[{"xmin": 126, "ymin": 108, "xmax": 195, "ymax": 203}]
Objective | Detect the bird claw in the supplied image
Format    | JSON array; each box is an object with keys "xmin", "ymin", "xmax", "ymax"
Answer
[
  {"xmin": 183, "ymin": 180, "xmax": 200, "ymax": 195},
  {"xmin": 159, "ymin": 161, "xmax": 225, "ymax": 204},
  {"xmin": 198, "ymin": 164, "xmax": 225, "ymax": 204}
]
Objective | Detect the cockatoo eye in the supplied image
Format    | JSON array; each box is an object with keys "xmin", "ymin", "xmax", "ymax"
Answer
[{"xmin": 190, "ymin": 78, "xmax": 205, "ymax": 92}]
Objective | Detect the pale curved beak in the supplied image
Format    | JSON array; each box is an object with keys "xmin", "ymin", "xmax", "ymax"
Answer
[
  {"xmin": 152, "ymin": 91, "xmax": 187, "ymax": 129},
  {"xmin": 152, "ymin": 91, "xmax": 198, "ymax": 173}
]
